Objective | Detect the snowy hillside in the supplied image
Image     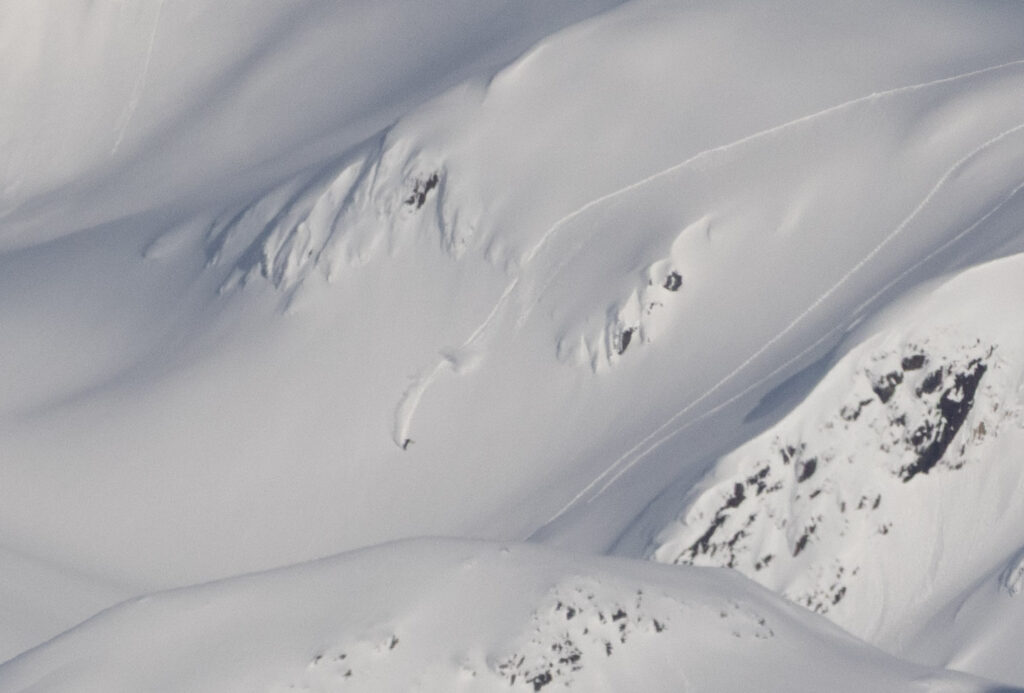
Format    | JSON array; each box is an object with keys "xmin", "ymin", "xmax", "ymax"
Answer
[
  {"xmin": 647, "ymin": 253, "xmax": 1024, "ymax": 681},
  {"xmin": 0, "ymin": 540, "xmax": 1008, "ymax": 693},
  {"xmin": 3, "ymin": 0, "xmax": 1024, "ymax": 689}
]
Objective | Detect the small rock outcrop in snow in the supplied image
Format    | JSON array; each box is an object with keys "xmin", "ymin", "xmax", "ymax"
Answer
[
  {"xmin": 205, "ymin": 138, "xmax": 475, "ymax": 294},
  {"xmin": 652, "ymin": 323, "xmax": 1024, "ymax": 638},
  {"xmin": 556, "ymin": 257, "xmax": 690, "ymax": 372},
  {"xmin": 494, "ymin": 578, "xmax": 695, "ymax": 691}
]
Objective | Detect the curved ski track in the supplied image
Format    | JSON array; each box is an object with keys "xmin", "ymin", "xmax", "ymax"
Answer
[
  {"xmin": 393, "ymin": 57, "xmax": 1024, "ymax": 458},
  {"xmin": 544, "ymin": 121, "xmax": 1024, "ymax": 528},
  {"xmin": 111, "ymin": 0, "xmax": 164, "ymax": 155}
]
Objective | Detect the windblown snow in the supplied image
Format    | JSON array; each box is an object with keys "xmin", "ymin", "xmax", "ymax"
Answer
[{"xmin": 3, "ymin": 0, "xmax": 1024, "ymax": 690}]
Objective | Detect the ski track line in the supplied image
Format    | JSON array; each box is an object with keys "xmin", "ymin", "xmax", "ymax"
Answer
[
  {"xmin": 393, "ymin": 56, "xmax": 1024, "ymax": 447},
  {"xmin": 515, "ymin": 57, "xmax": 1024, "ymax": 327},
  {"xmin": 111, "ymin": 0, "xmax": 164, "ymax": 155},
  {"xmin": 392, "ymin": 278, "xmax": 519, "ymax": 445},
  {"xmin": 543, "ymin": 119, "xmax": 1024, "ymax": 526}
]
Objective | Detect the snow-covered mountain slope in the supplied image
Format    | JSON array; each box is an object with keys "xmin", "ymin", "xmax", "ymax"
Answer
[
  {"xmin": 0, "ymin": 546, "xmax": 124, "ymax": 666},
  {"xmin": 0, "ymin": 0, "xmax": 620, "ymax": 249},
  {"xmin": 0, "ymin": 539, "xmax": 1010, "ymax": 693},
  {"xmin": 905, "ymin": 548, "xmax": 1024, "ymax": 688},
  {"xmin": 646, "ymin": 253, "xmax": 1024, "ymax": 682},
  {"xmin": 6, "ymin": 0, "xmax": 1024, "ymax": 591},
  {"xmin": 4, "ymin": 0, "xmax": 1024, "ymax": 685}
]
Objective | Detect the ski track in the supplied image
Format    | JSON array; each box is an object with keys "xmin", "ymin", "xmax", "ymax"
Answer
[
  {"xmin": 392, "ymin": 56, "xmax": 1024, "ymax": 448},
  {"xmin": 392, "ymin": 279, "xmax": 519, "ymax": 446},
  {"xmin": 515, "ymin": 57, "xmax": 1024, "ymax": 326},
  {"xmin": 111, "ymin": 0, "xmax": 163, "ymax": 155},
  {"xmin": 541, "ymin": 120, "xmax": 1024, "ymax": 528}
]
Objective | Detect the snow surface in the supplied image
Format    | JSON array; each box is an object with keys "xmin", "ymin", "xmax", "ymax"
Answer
[
  {"xmin": 0, "ymin": 540, "xmax": 1007, "ymax": 693},
  {"xmin": 646, "ymin": 252, "xmax": 1024, "ymax": 681},
  {"xmin": 3, "ymin": 0, "xmax": 1024, "ymax": 689}
]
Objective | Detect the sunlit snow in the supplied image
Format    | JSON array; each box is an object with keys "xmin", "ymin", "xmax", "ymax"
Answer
[{"xmin": 3, "ymin": 0, "xmax": 1024, "ymax": 690}]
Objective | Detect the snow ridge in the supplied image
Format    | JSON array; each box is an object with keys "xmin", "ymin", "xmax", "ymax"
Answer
[
  {"xmin": 399, "ymin": 57, "xmax": 1024, "ymax": 449},
  {"xmin": 543, "ymin": 114, "xmax": 1024, "ymax": 526},
  {"xmin": 649, "ymin": 259, "xmax": 1024, "ymax": 643},
  {"xmin": 196, "ymin": 56, "xmax": 1024, "ymax": 450}
]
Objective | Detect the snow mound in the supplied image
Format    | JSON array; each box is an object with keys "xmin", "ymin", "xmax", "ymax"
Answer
[{"xmin": 0, "ymin": 540, "xmax": 1004, "ymax": 693}]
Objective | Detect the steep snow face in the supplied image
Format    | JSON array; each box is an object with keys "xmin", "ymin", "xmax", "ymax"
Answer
[
  {"xmin": 903, "ymin": 544, "xmax": 1024, "ymax": 686},
  {"xmin": 0, "ymin": 547, "xmax": 125, "ymax": 665},
  {"xmin": 5, "ymin": 0, "xmax": 1024, "ymax": 668},
  {"xmin": 0, "ymin": 540, "xmax": 1004, "ymax": 693},
  {"xmin": 0, "ymin": 0, "xmax": 622, "ymax": 248},
  {"xmin": 648, "ymin": 253, "xmax": 1024, "ymax": 679},
  {"xmin": 191, "ymin": 0, "xmax": 1024, "ymax": 460},
  {"xmin": 5, "ymin": 0, "xmax": 1024, "ymax": 599}
]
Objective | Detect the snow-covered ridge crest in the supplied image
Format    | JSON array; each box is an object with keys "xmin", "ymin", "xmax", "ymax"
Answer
[
  {"xmin": 205, "ymin": 134, "xmax": 479, "ymax": 294},
  {"xmin": 650, "ymin": 253, "xmax": 1024, "ymax": 646},
  {"xmin": 201, "ymin": 28, "xmax": 1024, "ymax": 317},
  {"xmin": 0, "ymin": 539, "xmax": 1000, "ymax": 693}
]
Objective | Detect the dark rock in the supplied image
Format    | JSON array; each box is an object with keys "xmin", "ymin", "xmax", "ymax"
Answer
[
  {"xmin": 793, "ymin": 533, "xmax": 809, "ymax": 556},
  {"xmin": 900, "ymin": 360, "xmax": 986, "ymax": 482},
  {"xmin": 901, "ymin": 354, "xmax": 926, "ymax": 371},
  {"xmin": 909, "ymin": 421, "xmax": 933, "ymax": 447},
  {"xmin": 724, "ymin": 483, "xmax": 745, "ymax": 508},
  {"xmin": 840, "ymin": 398, "xmax": 874, "ymax": 422},
  {"xmin": 796, "ymin": 458, "xmax": 817, "ymax": 483},
  {"xmin": 618, "ymin": 327, "xmax": 635, "ymax": 355},
  {"xmin": 684, "ymin": 515, "xmax": 725, "ymax": 561},
  {"xmin": 918, "ymin": 369, "xmax": 943, "ymax": 395},
  {"xmin": 746, "ymin": 466, "xmax": 770, "ymax": 494},
  {"xmin": 872, "ymin": 371, "xmax": 903, "ymax": 403},
  {"xmin": 404, "ymin": 172, "xmax": 440, "ymax": 209},
  {"xmin": 530, "ymin": 671, "xmax": 553, "ymax": 691},
  {"xmin": 793, "ymin": 523, "xmax": 816, "ymax": 556}
]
